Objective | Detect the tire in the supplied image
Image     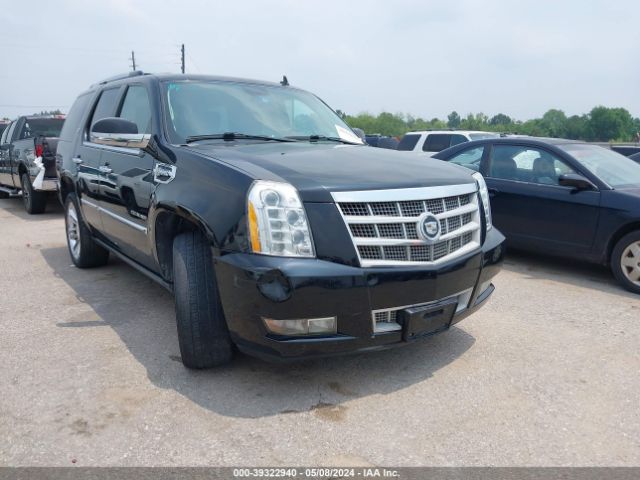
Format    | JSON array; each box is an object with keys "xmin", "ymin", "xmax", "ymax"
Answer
[
  {"xmin": 611, "ymin": 230, "xmax": 640, "ymax": 294},
  {"xmin": 173, "ymin": 231, "xmax": 233, "ymax": 368},
  {"xmin": 64, "ymin": 193, "xmax": 110, "ymax": 268},
  {"xmin": 21, "ymin": 173, "xmax": 47, "ymax": 214}
]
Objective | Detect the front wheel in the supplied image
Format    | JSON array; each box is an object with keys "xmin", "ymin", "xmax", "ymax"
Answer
[
  {"xmin": 173, "ymin": 231, "xmax": 233, "ymax": 368},
  {"xmin": 611, "ymin": 231, "xmax": 640, "ymax": 294},
  {"xmin": 21, "ymin": 173, "xmax": 47, "ymax": 214}
]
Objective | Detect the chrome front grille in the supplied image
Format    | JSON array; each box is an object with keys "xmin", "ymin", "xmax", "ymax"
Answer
[{"xmin": 332, "ymin": 184, "xmax": 481, "ymax": 267}]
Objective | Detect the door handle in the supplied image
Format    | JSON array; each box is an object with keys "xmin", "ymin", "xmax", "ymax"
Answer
[
  {"xmin": 98, "ymin": 166, "xmax": 112, "ymax": 174},
  {"xmin": 488, "ymin": 188, "xmax": 499, "ymax": 197},
  {"xmin": 72, "ymin": 157, "xmax": 83, "ymax": 165}
]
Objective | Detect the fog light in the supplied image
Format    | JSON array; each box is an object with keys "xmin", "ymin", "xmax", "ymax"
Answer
[{"xmin": 263, "ymin": 316, "xmax": 337, "ymax": 336}]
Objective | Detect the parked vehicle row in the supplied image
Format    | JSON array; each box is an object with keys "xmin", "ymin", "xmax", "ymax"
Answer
[
  {"xmin": 397, "ymin": 130, "xmax": 499, "ymax": 156},
  {"xmin": 47, "ymin": 71, "xmax": 505, "ymax": 368},
  {"xmin": 433, "ymin": 137, "xmax": 640, "ymax": 293},
  {"xmin": 364, "ymin": 134, "xmax": 399, "ymax": 149},
  {"xmin": 0, "ymin": 115, "xmax": 65, "ymax": 213},
  {"xmin": 5, "ymin": 68, "xmax": 638, "ymax": 372}
]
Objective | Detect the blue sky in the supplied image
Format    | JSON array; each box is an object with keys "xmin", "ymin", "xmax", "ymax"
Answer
[{"xmin": 1, "ymin": 0, "xmax": 638, "ymax": 120}]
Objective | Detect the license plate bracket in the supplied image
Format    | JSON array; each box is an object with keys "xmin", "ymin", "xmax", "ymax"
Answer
[{"xmin": 399, "ymin": 298, "xmax": 458, "ymax": 341}]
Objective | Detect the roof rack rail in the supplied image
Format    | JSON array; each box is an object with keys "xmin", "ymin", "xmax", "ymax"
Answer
[{"xmin": 90, "ymin": 71, "xmax": 146, "ymax": 88}]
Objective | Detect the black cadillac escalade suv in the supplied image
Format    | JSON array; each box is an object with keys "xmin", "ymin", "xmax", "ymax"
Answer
[{"xmin": 56, "ymin": 71, "xmax": 504, "ymax": 368}]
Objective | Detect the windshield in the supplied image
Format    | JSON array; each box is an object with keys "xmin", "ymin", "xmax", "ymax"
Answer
[
  {"xmin": 469, "ymin": 133, "xmax": 499, "ymax": 140},
  {"xmin": 560, "ymin": 144, "xmax": 640, "ymax": 189},
  {"xmin": 162, "ymin": 80, "xmax": 363, "ymax": 145}
]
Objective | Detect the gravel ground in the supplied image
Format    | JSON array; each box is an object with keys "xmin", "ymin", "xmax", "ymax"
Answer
[{"xmin": 0, "ymin": 196, "xmax": 638, "ymax": 467}]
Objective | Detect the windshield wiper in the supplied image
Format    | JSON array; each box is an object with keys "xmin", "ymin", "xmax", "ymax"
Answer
[
  {"xmin": 185, "ymin": 132, "xmax": 296, "ymax": 144},
  {"xmin": 286, "ymin": 134, "xmax": 362, "ymax": 145}
]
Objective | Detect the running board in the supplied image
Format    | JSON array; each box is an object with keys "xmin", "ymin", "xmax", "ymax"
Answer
[
  {"xmin": 93, "ymin": 237, "xmax": 173, "ymax": 293},
  {"xmin": 0, "ymin": 185, "xmax": 22, "ymax": 197}
]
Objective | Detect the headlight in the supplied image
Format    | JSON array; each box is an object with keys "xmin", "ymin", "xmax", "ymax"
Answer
[
  {"xmin": 472, "ymin": 172, "xmax": 492, "ymax": 230},
  {"xmin": 247, "ymin": 180, "xmax": 315, "ymax": 257}
]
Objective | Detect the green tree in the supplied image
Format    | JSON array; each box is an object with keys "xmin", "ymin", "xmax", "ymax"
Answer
[
  {"xmin": 540, "ymin": 109, "xmax": 567, "ymax": 138},
  {"xmin": 460, "ymin": 113, "xmax": 488, "ymax": 130},
  {"xmin": 564, "ymin": 115, "xmax": 588, "ymax": 140},
  {"xmin": 489, "ymin": 113, "xmax": 512, "ymax": 126},
  {"xmin": 447, "ymin": 111, "xmax": 461, "ymax": 128},
  {"xmin": 33, "ymin": 109, "xmax": 63, "ymax": 116},
  {"xmin": 587, "ymin": 106, "xmax": 635, "ymax": 141}
]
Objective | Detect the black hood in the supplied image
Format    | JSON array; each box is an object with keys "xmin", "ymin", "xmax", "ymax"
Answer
[{"xmin": 186, "ymin": 142, "xmax": 476, "ymax": 202}]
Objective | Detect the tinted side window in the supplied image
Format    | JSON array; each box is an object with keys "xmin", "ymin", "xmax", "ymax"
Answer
[
  {"xmin": 423, "ymin": 134, "xmax": 452, "ymax": 152},
  {"xmin": 89, "ymin": 88, "xmax": 121, "ymax": 132},
  {"xmin": 118, "ymin": 85, "xmax": 152, "ymax": 134},
  {"xmin": 0, "ymin": 123, "xmax": 9, "ymax": 144},
  {"xmin": 60, "ymin": 93, "xmax": 92, "ymax": 142},
  {"xmin": 448, "ymin": 146, "xmax": 484, "ymax": 172},
  {"xmin": 19, "ymin": 118, "xmax": 64, "ymax": 139},
  {"xmin": 488, "ymin": 145, "xmax": 576, "ymax": 185},
  {"xmin": 5, "ymin": 121, "xmax": 17, "ymax": 144},
  {"xmin": 397, "ymin": 134, "xmax": 421, "ymax": 151},
  {"xmin": 450, "ymin": 134, "xmax": 467, "ymax": 146}
]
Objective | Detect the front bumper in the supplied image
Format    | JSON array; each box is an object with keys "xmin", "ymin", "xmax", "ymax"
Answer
[{"xmin": 215, "ymin": 228, "xmax": 505, "ymax": 361}]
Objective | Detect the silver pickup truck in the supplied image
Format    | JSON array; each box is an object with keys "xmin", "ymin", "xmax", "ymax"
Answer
[{"xmin": 0, "ymin": 115, "xmax": 65, "ymax": 213}]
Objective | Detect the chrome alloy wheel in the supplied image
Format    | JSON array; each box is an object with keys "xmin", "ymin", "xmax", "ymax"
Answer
[
  {"xmin": 620, "ymin": 240, "xmax": 640, "ymax": 286},
  {"xmin": 66, "ymin": 201, "xmax": 81, "ymax": 260}
]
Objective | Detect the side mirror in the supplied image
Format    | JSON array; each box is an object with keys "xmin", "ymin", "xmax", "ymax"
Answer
[
  {"xmin": 559, "ymin": 173, "xmax": 596, "ymax": 191},
  {"xmin": 90, "ymin": 117, "xmax": 150, "ymax": 149}
]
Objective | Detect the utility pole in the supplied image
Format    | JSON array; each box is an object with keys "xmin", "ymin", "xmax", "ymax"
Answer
[
  {"xmin": 130, "ymin": 51, "xmax": 136, "ymax": 71},
  {"xmin": 180, "ymin": 44, "xmax": 185, "ymax": 74}
]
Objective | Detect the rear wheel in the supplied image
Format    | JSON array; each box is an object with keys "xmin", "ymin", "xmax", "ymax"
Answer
[
  {"xmin": 21, "ymin": 173, "xmax": 47, "ymax": 214},
  {"xmin": 64, "ymin": 193, "xmax": 110, "ymax": 268},
  {"xmin": 173, "ymin": 230, "xmax": 233, "ymax": 368},
  {"xmin": 611, "ymin": 231, "xmax": 640, "ymax": 294}
]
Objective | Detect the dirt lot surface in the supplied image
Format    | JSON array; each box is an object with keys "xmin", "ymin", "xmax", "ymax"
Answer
[{"xmin": 1, "ymin": 196, "xmax": 639, "ymax": 466}]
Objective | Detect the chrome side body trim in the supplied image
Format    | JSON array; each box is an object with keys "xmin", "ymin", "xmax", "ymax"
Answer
[
  {"xmin": 82, "ymin": 141, "xmax": 141, "ymax": 156},
  {"xmin": 80, "ymin": 198, "xmax": 147, "ymax": 234}
]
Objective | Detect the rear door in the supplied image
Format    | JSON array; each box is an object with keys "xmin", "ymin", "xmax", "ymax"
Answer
[
  {"xmin": 0, "ymin": 121, "xmax": 17, "ymax": 186},
  {"xmin": 76, "ymin": 86, "xmax": 123, "ymax": 229},
  {"xmin": 96, "ymin": 83, "xmax": 156, "ymax": 269},
  {"xmin": 483, "ymin": 143, "xmax": 600, "ymax": 255}
]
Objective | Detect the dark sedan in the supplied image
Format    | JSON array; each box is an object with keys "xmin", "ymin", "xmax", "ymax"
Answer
[{"xmin": 433, "ymin": 137, "xmax": 640, "ymax": 294}]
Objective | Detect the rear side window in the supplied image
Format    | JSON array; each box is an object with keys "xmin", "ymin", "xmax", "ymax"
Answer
[
  {"xmin": 423, "ymin": 134, "xmax": 453, "ymax": 152},
  {"xmin": 397, "ymin": 134, "xmax": 421, "ymax": 151},
  {"xmin": 0, "ymin": 123, "xmax": 9, "ymax": 144},
  {"xmin": 60, "ymin": 93, "xmax": 92, "ymax": 142},
  {"xmin": 89, "ymin": 88, "xmax": 121, "ymax": 132},
  {"xmin": 118, "ymin": 85, "xmax": 152, "ymax": 134},
  {"xmin": 19, "ymin": 118, "xmax": 65, "ymax": 139},
  {"xmin": 4, "ymin": 121, "xmax": 17, "ymax": 144},
  {"xmin": 450, "ymin": 134, "xmax": 467, "ymax": 146}
]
